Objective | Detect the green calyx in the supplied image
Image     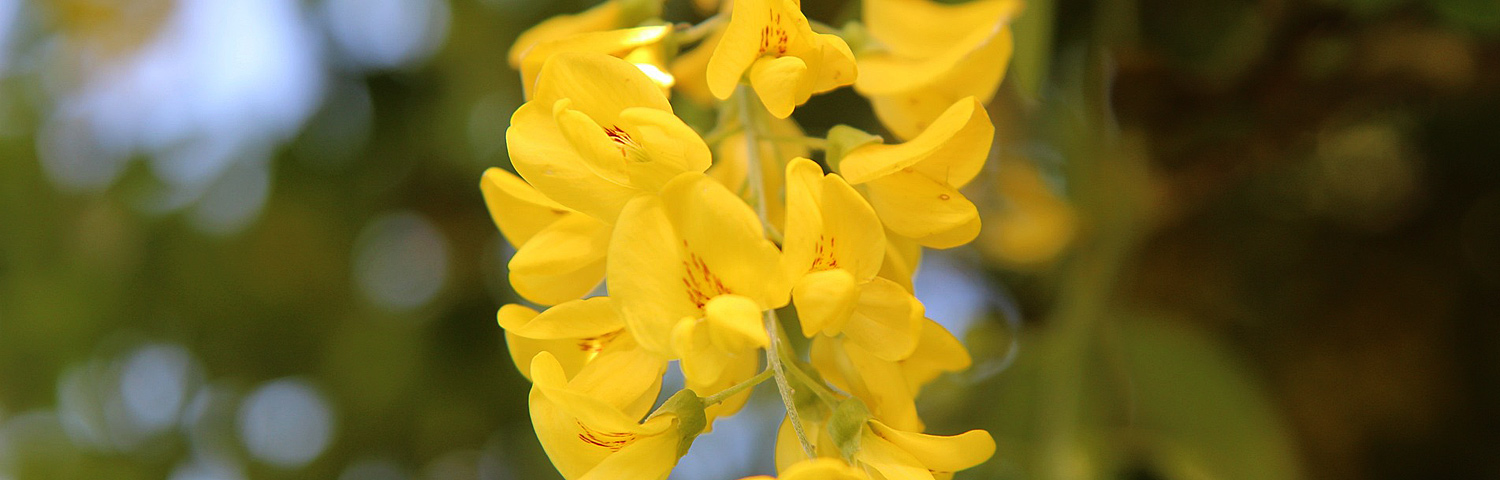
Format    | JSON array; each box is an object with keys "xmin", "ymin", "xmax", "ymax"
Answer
[
  {"xmin": 650, "ymin": 388, "xmax": 709, "ymax": 458},
  {"xmin": 827, "ymin": 398, "xmax": 872, "ymax": 461}
]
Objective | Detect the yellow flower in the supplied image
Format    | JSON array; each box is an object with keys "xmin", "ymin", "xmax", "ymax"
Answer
[
  {"xmin": 838, "ymin": 97, "xmax": 994, "ymax": 249},
  {"xmin": 508, "ymin": 52, "xmax": 712, "ymax": 223},
  {"xmin": 775, "ymin": 413, "xmax": 994, "ymax": 480},
  {"xmin": 508, "ymin": 0, "xmax": 663, "ymax": 69},
  {"xmin": 782, "ymin": 158, "xmax": 923, "ymax": 361},
  {"xmin": 741, "ymin": 458, "xmax": 870, "ymax": 480},
  {"xmin": 529, "ymin": 350, "xmax": 679, "ymax": 480},
  {"xmin": 481, "ymin": 168, "xmax": 610, "ymax": 305},
  {"xmin": 609, "ymin": 172, "xmax": 786, "ymax": 416},
  {"xmin": 706, "ymin": 0, "xmax": 857, "ymax": 118},
  {"xmin": 977, "ymin": 160, "xmax": 1078, "ymax": 268},
  {"xmin": 856, "ymin": 0, "xmax": 1021, "ymax": 139},
  {"xmin": 810, "ymin": 319, "xmax": 972, "ymax": 431},
  {"xmin": 516, "ymin": 26, "xmax": 675, "ymax": 99},
  {"xmin": 496, "ymin": 297, "xmax": 631, "ymax": 380}
]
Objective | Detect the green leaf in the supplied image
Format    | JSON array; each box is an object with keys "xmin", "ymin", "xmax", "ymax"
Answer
[{"xmin": 1118, "ymin": 317, "xmax": 1303, "ymax": 480}]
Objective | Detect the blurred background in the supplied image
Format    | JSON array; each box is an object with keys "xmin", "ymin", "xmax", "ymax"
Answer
[{"xmin": 0, "ymin": 0, "xmax": 1497, "ymax": 479}]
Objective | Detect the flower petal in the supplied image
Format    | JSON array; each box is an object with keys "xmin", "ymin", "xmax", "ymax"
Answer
[
  {"xmin": 480, "ymin": 167, "xmax": 571, "ymax": 247},
  {"xmin": 520, "ymin": 26, "xmax": 672, "ymax": 98},
  {"xmin": 620, "ymin": 107, "xmax": 714, "ymax": 189},
  {"xmin": 820, "ymin": 173, "xmax": 886, "ymax": 281},
  {"xmin": 863, "ymin": 170, "xmax": 980, "ymax": 248},
  {"xmin": 509, "ymin": 101, "xmax": 640, "ymax": 221},
  {"xmin": 610, "ymin": 194, "xmax": 698, "ymax": 355},
  {"xmin": 497, "ymin": 298, "xmax": 623, "ymax": 340},
  {"xmin": 792, "ymin": 269, "xmax": 860, "ymax": 337},
  {"xmin": 843, "ymin": 277, "xmax": 924, "ymax": 361},
  {"xmin": 705, "ymin": 294, "xmax": 770, "ymax": 352},
  {"xmin": 532, "ymin": 52, "xmax": 673, "ymax": 128},
  {"xmin": 868, "ymin": 420, "xmax": 996, "ymax": 474},
  {"xmin": 749, "ymin": 55, "xmax": 811, "ymax": 119},
  {"xmin": 508, "ymin": 1, "xmax": 622, "ymax": 68},
  {"xmin": 576, "ymin": 423, "xmax": 679, "ymax": 480},
  {"xmin": 901, "ymin": 319, "xmax": 972, "ymax": 392},
  {"xmin": 856, "ymin": 429, "xmax": 935, "ymax": 480},
  {"xmin": 532, "ymin": 351, "xmax": 666, "ymax": 434},
  {"xmin": 660, "ymin": 173, "xmax": 786, "ymax": 307},
  {"xmin": 508, "ymin": 213, "xmax": 611, "ymax": 305},
  {"xmin": 839, "ymin": 98, "xmax": 992, "ymax": 188}
]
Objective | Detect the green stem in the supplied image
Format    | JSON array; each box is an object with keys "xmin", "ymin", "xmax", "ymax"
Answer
[
  {"xmin": 704, "ymin": 367, "xmax": 774, "ymax": 406},
  {"xmin": 765, "ymin": 308, "xmax": 817, "ymax": 457},
  {"xmin": 700, "ymin": 121, "xmax": 742, "ymax": 146},
  {"xmin": 677, "ymin": 13, "xmax": 726, "ymax": 45},
  {"xmin": 739, "ymin": 84, "xmax": 815, "ymax": 457},
  {"xmin": 737, "ymin": 85, "xmax": 785, "ymax": 243}
]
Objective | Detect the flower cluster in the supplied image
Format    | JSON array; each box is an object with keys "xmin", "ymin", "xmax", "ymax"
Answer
[{"xmin": 482, "ymin": 0, "xmax": 1020, "ymax": 478}]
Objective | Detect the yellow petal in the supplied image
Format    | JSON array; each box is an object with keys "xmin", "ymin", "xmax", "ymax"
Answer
[
  {"xmin": 508, "ymin": 1, "xmax": 622, "ymax": 68},
  {"xmin": 576, "ymin": 424, "xmax": 679, "ymax": 480},
  {"xmin": 611, "ymin": 195, "xmax": 699, "ymax": 355},
  {"xmin": 844, "ymin": 277, "xmax": 924, "ymax": 361},
  {"xmin": 868, "ymin": 420, "xmax": 996, "ymax": 473},
  {"xmin": 519, "ymin": 26, "xmax": 672, "ymax": 98},
  {"xmin": 480, "ymin": 167, "xmax": 571, "ymax": 247},
  {"xmin": 808, "ymin": 34, "xmax": 858, "ymax": 93},
  {"xmin": 693, "ymin": 345, "xmax": 760, "ymax": 422},
  {"xmin": 878, "ymin": 233, "xmax": 922, "ymax": 292},
  {"xmin": 504, "ymin": 328, "xmax": 597, "ymax": 381},
  {"xmin": 532, "ymin": 351, "xmax": 667, "ymax": 435},
  {"xmin": 791, "ymin": 269, "xmax": 859, "ymax": 337},
  {"xmin": 856, "ymin": 428, "xmax": 934, "ymax": 480},
  {"xmin": 507, "ymin": 213, "xmax": 611, "ymax": 305},
  {"xmin": 705, "ymin": 0, "xmax": 771, "ymax": 99},
  {"xmin": 530, "ymin": 385, "xmax": 612, "ymax": 478},
  {"xmin": 749, "ymin": 55, "xmax": 811, "ymax": 119},
  {"xmin": 820, "ymin": 173, "xmax": 886, "ymax": 281},
  {"xmin": 844, "ymin": 339, "xmax": 923, "ymax": 431},
  {"xmin": 780, "ymin": 157, "xmax": 827, "ymax": 281},
  {"xmin": 863, "ymin": 0, "xmax": 1020, "ymax": 59},
  {"xmin": 909, "ymin": 213, "xmax": 981, "ymax": 250},
  {"xmin": 509, "ymin": 101, "xmax": 641, "ymax": 222},
  {"xmin": 672, "ymin": 317, "xmax": 738, "ymax": 387},
  {"xmin": 553, "ymin": 99, "xmax": 633, "ymax": 185},
  {"xmin": 620, "ymin": 107, "xmax": 714, "ymax": 189},
  {"xmin": 839, "ymin": 98, "xmax": 993, "ymax": 188},
  {"xmin": 532, "ymin": 52, "xmax": 674, "ymax": 135},
  {"xmin": 529, "ymin": 350, "xmax": 671, "ymax": 479},
  {"xmin": 865, "ymin": 30, "xmax": 1013, "ymax": 141},
  {"xmin": 570, "ymin": 347, "xmax": 669, "ymax": 422},
  {"xmin": 901, "ymin": 319, "xmax": 972, "ymax": 392},
  {"xmin": 705, "ymin": 294, "xmax": 770, "ymax": 352},
  {"xmin": 863, "ymin": 171, "xmax": 980, "ymax": 248},
  {"xmin": 660, "ymin": 173, "xmax": 786, "ymax": 306},
  {"xmin": 779, "ymin": 458, "xmax": 869, "ymax": 480},
  {"xmin": 497, "ymin": 298, "xmax": 622, "ymax": 340}
]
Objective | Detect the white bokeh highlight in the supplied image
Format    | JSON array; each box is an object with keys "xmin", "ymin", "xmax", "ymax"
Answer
[{"xmin": 236, "ymin": 378, "xmax": 335, "ymax": 469}]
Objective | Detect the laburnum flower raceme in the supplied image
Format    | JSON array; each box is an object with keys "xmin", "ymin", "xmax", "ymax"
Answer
[{"xmin": 482, "ymin": 1, "xmax": 1021, "ymax": 478}]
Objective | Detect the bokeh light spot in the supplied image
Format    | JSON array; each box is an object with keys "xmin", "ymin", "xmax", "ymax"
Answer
[
  {"xmin": 354, "ymin": 211, "xmax": 449, "ymax": 312},
  {"xmin": 236, "ymin": 378, "xmax": 335, "ymax": 469}
]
